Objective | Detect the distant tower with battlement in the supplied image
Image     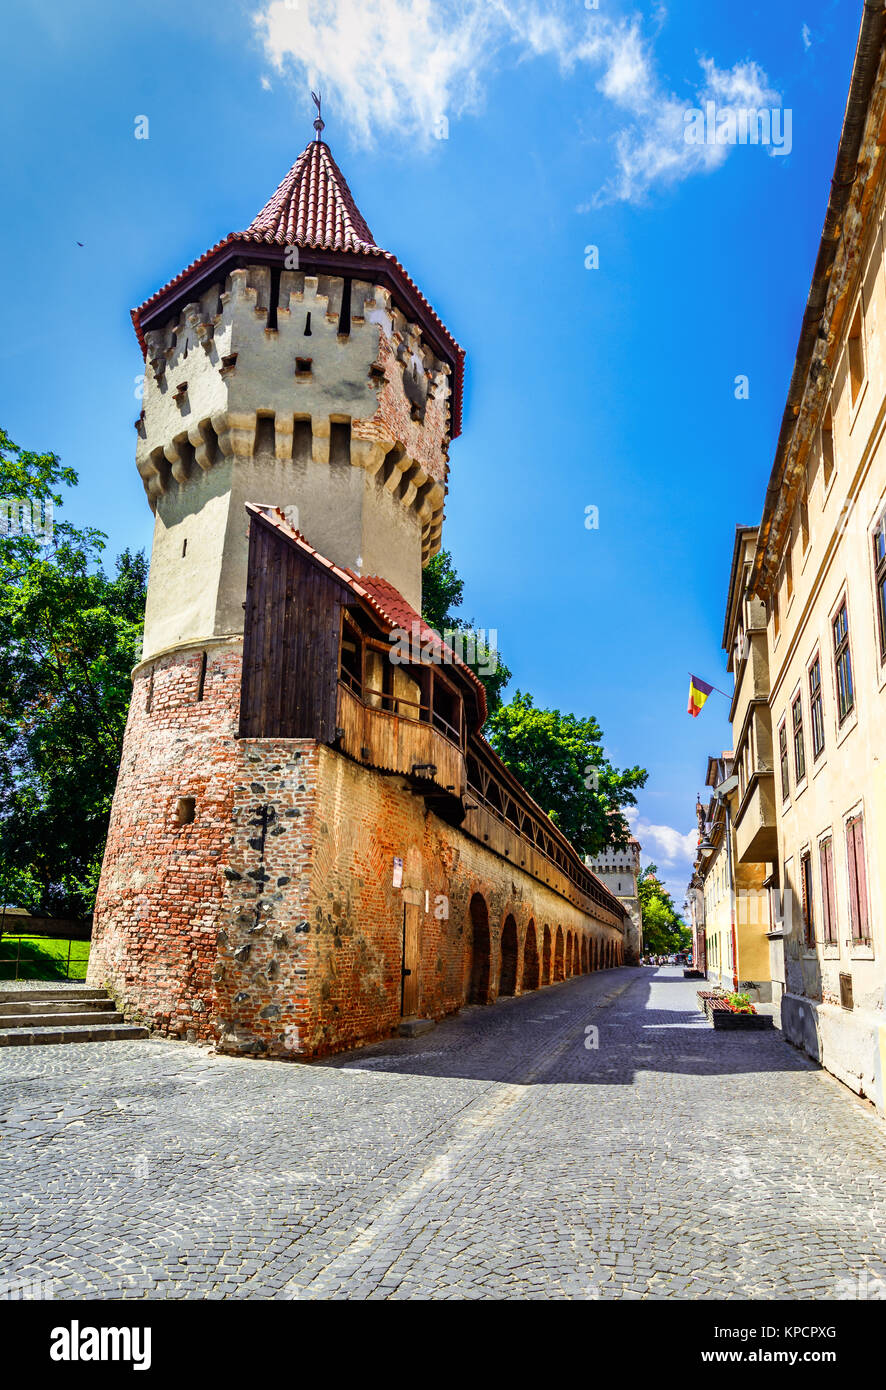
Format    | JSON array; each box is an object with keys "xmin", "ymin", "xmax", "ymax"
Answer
[{"xmin": 585, "ymin": 839, "xmax": 643, "ymax": 964}]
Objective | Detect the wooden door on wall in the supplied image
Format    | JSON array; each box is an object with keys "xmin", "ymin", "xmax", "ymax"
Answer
[{"xmin": 401, "ymin": 901, "xmax": 421, "ymax": 1017}]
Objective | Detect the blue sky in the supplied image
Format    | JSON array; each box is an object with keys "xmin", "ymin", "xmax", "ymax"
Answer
[{"xmin": 0, "ymin": 0, "xmax": 862, "ymax": 904}]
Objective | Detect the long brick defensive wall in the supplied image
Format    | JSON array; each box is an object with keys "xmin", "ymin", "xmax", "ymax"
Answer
[{"xmin": 89, "ymin": 644, "xmax": 627, "ymax": 1057}]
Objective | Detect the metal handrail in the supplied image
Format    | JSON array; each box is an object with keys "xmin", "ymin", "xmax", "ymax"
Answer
[{"xmin": 0, "ymin": 927, "xmax": 89, "ymax": 981}]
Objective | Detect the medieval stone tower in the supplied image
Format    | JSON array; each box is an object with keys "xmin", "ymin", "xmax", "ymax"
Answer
[
  {"xmin": 134, "ymin": 135, "xmax": 460, "ymax": 654},
  {"xmin": 89, "ymin": 130, "xmax": 626, "ymax": 1057},
  {"xmin": 584, "ymin": 839, "xmax": 643, "ymax": 964}
]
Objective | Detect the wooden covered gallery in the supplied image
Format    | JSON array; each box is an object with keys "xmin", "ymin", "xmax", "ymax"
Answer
[{"xmin": 207, "ymin": 505, "xmax": 628, "ymax": 1055}]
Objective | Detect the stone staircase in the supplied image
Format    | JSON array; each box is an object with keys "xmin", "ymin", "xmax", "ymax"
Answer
[{"xmin": 0, "ymin": 986, "xmax": 149, "ymax": 1046}]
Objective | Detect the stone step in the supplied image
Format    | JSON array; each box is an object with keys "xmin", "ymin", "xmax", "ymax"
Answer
[
  {"xmin": 0, "ymin": 987, "xmax": 107, "ymax": 1005},
  {"xmin": 0, "ymin": 1023, "xmax": 149, "ymax": 1047},
  {"xmin": 0, "ymin": 1010, "xmax": 124, "ymax": 1030},
  {"xmin": 398, "ymin": 1016, "xmax": 435, "ymax": 1038},
  {"xmin": 0, "ymin": 998, "xmax": 116, "ymax": 1017}
]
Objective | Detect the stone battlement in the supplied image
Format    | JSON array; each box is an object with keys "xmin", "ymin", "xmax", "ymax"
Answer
[{"xmin": 136, "ymin": 265, "xmax": 452, "ymax": 658}]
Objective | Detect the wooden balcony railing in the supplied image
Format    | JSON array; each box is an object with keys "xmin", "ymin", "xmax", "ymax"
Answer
[
  {"xmin": 336, "ymin": 682, "xmax": 466, "ymax": 795},
  {"xmin": 338, "ymin": 669, "xmax": 462, "ymax": 748}
]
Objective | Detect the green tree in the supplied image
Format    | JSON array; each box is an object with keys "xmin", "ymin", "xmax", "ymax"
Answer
[
  {"xmin": 637, "ymin": 864, "xmax": 691, "ymax": 956},
  {"xmin": 0, "ymin": 428, "xmax": 147, "ymax": 916},
  {"xmin": 486, "ymin": 690, "xmax": 647, "ymax": 858},
  {"xmin": 421, "ymin": 550, "xmax": 464, "ymax": 634},
  {"xmin": 421, "ymin": 547, "xmax": 512, "ymax": 713}
]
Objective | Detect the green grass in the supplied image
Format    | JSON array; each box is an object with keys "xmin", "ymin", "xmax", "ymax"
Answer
[{"xmin": 0, "ymin": 935, "xmax": 91, "ymax": 982}]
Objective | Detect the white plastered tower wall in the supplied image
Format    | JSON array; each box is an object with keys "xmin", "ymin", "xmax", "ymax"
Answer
[{"xmin": 137, "ymin": 263, "xmax": 452, "ymax": 662}]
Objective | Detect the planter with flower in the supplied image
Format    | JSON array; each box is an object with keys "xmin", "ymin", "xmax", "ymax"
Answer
[{"xmin": 702, "ymin": 989, "xmax": 773, "ymax": 1031}]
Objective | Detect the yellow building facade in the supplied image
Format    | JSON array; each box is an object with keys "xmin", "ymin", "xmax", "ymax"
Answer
[
  {"xmin": 730, "ymin": 12, "xmax": 886, "ymax": 1112},
  {"xmin": 692, "ymin": 753, "xmax": 773, "ymax": 1000}
]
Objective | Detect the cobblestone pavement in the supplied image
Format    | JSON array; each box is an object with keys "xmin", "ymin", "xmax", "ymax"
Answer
[{"xmin": 2, "ymin": 965, "xmax": 885, "ymax": 1300}]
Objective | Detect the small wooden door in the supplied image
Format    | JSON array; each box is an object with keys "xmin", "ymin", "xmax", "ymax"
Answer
[{"xmin": 401, "ymin": 901, "xmax": 421, "ymax": 1017}]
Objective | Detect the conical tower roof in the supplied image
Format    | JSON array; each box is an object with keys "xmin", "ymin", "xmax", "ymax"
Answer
[
  {"xmin": 133, "ymin": 138, "xmax": 464, "ymax": 435},
  {"xmin": 244, "ymin": 140, "xmax": 379, "ymax": 254}
]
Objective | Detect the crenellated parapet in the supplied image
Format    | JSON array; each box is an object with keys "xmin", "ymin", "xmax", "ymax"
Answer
[
  {"xmin": 136, "ymin": 265, "xmax": 450, "ymax": 568},
  {"xmin": 130, "ymin": 135, "xmax": 464, "ymax": 658}
]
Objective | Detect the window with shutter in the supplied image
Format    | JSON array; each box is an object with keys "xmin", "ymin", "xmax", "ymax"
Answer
[
  {"xmin": 800, "ymin": 482, "xmax": 810, "ymax": 552},
  {"xmin": 809, "ymin": 656, "xmax": 825, "ymax": 759},
  {"xmin": 779, "ymin": 721, "xmax": 789, "ymax": 801},
  {"xmin": 801, "ymin": 852, "xmax": 814, "ymax": 948},
  {"xmin": 821, "ymin": 407, "xmax": 835, "ymax": 486},
  {"xmin": 819, "ymin": 836, "xmax": 837, "ymax": 945},
  {"xmin": 792, "ymin": 694, "xmax": 806, "ymax": 783},
  {"xmin": 833, "ymin": 601, "xmax": 854, "ymax": 723},
  {"xmin": 846, "ymin": 814, "xmax": 870, "ymax": 944},
  {"xmin": 874, "ymin": 515, "xmax": 886, "ymax": 662}
]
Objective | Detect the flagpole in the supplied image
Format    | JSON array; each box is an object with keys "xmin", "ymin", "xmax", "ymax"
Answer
[{"xmin": 687, "ymin": 673, "xmax": 732, "ymax": 700}]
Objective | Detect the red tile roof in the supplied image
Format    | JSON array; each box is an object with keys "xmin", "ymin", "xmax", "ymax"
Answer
[
  {"xmin": 245, "ymin": 504, "xmax": 487, "ymax": 722},
  {"xmin": 244, "ymin": 140, "xmax": 379, "ymax": 253},
  {"xmin": 131, "ymin": 140, "xmax": 465, "ymax": 436}
]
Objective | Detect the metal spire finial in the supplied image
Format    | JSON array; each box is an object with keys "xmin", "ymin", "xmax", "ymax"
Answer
[{"xmin": 311, "ymin": 90, "xmax": 325, "ymax": 142}]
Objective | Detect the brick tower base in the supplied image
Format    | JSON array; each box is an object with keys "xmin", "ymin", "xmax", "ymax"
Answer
[{"xmin": 90, "ymin": 645, "xmax": 624, "ymax": 1057}]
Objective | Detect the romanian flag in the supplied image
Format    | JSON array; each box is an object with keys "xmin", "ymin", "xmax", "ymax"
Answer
[{"xmin": 687, "ymin": 674, "xmax": 713, "ymax": 718}]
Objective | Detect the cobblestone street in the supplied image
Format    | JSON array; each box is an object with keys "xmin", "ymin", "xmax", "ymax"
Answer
[{"xmin": 2, "ymin": 965, "xmax": 885, "ymax": 1300}]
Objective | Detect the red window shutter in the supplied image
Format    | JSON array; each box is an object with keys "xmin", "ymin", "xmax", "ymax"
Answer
[
  {"xmin": 820, "ymin": 840, "xmax": 831, "ymax": 943},
  {"xmin": 847, "ymin": 815, "xmax": 869, "ymax": 942},
  {"xmin": 800, "ymin": 854, "xmax": 814, "ymax": 946},
  {"xmin": 853, "ymin": 817, "xmax": 869, "ymax": 941},
  {"xmin": 800, "ymin": 862, "xmax": 807, "ymax": 923},
  {"xmin": 822, "ymin": 837, "xmax": 837, "ymax": 944},
  {"xmin": 847, "ymin": 819, "xmax": 859, "ymax": 938}
]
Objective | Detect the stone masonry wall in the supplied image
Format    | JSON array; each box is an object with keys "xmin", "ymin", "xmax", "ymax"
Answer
[
  {"xmin": 91, "ymin": 648, "xmax": 625, "ymax": 1056},
  {"xmin": 208, "ymin": 739, "xmax": 624, "ymax": 1059}
]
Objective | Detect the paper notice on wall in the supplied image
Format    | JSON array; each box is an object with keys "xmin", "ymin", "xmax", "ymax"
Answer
[{"xmin": 392, "ymin": 857, "xmax": 403, "ymax": 888}]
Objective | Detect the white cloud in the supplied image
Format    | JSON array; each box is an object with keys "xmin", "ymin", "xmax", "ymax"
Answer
[
  {"xmin": 260, "ymin": 74, "xmax": 272, "ymax": 91},
  {"xmin": 625, "ymin": 805, "xmax": 697, "ymax": 908},
  {"xmin": 801, "ymin": 23, "xmax": 812, "ymax": 52},
  {"xmin": 589, "ymin": 49, "xmax": 782, "ymax": 204},
  {"xmin": 699, "ymin": 56, "xmax": 778, "ymax": 109},
  {"xmin": 251, "ymin": 0, "xmax": 784, "ymax": 203},
  {"xmin": 253, "ymin": 0, "xmax": 499, "ymax": 146},
  {"xmin": 626, "ymin": 807, "xmax": 696, "ymax": 869}
]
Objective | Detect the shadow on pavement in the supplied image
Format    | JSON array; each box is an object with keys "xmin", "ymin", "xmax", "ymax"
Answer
[{"xmin": 316, "ymin": 966, "xmax": 815, "ymax": 1087}]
